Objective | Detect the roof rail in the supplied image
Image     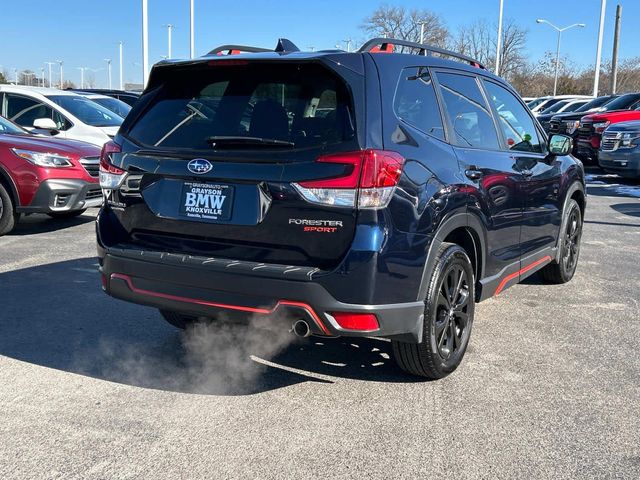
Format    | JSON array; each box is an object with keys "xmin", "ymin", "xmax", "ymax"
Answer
[
  {"xmin": 208, "ymin": 38, "xmax": 301, "ymax": 56},
  {"xmin": 358, "ymin": 37, "xmax": 486, "ymax": 70}
]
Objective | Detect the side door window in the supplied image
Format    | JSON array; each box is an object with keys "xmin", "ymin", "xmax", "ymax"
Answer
[
  {"xmin": 393, "ymin": 67, "xmax": 445, "ymax": 141},
  {"xmin": 434, "ymin": 71, "xmax": 500, "ymax": 150},
  {"xmin": 482, "ymin": 81, "xmax": 545, "ymax": 154},
  {"xmin": 5, "ymin": 94, "xmax": 70, "ymax": 130}
]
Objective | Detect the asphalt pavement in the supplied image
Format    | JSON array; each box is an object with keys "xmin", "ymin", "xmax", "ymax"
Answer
[{"xmin": 0, "ymin": 171, "xmax": 638, "ymax": 479}]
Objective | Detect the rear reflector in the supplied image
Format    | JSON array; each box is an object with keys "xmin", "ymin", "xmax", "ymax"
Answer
[
  {"xmin": 294, "ymin": 149, "xmax": 405, "ymax": 209},
  {"xmin": 331, "ymin": 312, "xmax": 379, "ymax": 331}
]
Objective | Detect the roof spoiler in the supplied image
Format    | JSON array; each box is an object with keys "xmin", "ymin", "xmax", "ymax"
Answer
[{"xmin": 207, "ymin": 38, "xmax": 300, "ymax": 56}]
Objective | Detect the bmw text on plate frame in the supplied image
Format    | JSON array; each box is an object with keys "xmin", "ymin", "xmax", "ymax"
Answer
[{"xmin": 187, "ymin": 158, "xmax": 213, "ymax": 175}]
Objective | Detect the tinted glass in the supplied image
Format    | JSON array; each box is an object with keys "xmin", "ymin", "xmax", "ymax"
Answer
[
  {"xmin": 0, "ymin": 115, "xmax": 28, "ymax": 135},
  {"xmin": 127, "ymin": 63, "xmax": 356, "ymax": 151},
  {"xmin": 435, "ymin": 72, "xmax": 500, "ymax": 149},
  {"xmin": 576, "ymin": 96, "xmax": 614, "ymax": 112},
  {"xmin": 47, "ymin": 95, "xmax": 123, "ymax": 127},
  {"xmin": 603, "ymin": 93, "xmax": 640, "ymax": 111},
  {"xmin": 6, "ymin": 94, "xmax": 69, "ymax": 130},
  {"xmin": 93, "ymin": 97, "xmax": 131, "ymax": 118},
  {"xmin": 393, "ymin": 67, "xmax": 445, "ymax": 140},
  {"xmin": 540, "ymin": 100, "xmax": 570, "ymax": 115},
  {"xmin": 483, "ymin": 80, "xmax": 544, "ymax": 154},
  {"xmin": 562, "ymin": 101, "xmax": 588, "ymax": 112}
]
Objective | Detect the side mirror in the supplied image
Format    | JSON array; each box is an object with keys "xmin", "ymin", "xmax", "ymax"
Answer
[
  {"xmin": 33, "ymin": 118, "xmax": 58, "ymax": 132},
  {"xmin": 549, "ymin": 134, "xmax": 572, "ymax": 156}
]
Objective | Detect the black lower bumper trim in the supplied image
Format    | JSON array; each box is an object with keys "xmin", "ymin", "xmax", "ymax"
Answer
[
  {"xmin": 101, "ymin": 251, "xmax": 425, "ymax": 343},
  {"xmin": 17, "ymin": 178, "xmax": 102, "ymax": 213}
]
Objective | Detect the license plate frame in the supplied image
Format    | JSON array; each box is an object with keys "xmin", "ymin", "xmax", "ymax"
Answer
[{"xmin": 179, "ymin": 181, "xmax": 234, "ymax": 222}]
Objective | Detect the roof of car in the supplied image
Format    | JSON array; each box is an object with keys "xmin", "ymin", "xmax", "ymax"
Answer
[{"xmin": 0, "ymin": 85, "xmax": 82, "ymax": 97}]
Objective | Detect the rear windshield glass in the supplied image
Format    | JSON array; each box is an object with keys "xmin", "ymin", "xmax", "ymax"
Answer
[{"xmin": 127, "ymin": 63, "xmax": 356, "ymax": 150}]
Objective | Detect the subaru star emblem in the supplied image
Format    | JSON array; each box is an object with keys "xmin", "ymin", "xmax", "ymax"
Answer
[{"xmin": 187, "ymin": 158, "xmax": 213, "ymax": 175}]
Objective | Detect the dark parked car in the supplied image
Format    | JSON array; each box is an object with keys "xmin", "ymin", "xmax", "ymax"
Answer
[
  {"xmin": 0, "ymin": 115, "xmax": 101, "ymax": 236},
  {"xmin": 546, "ymin": 95, "xmax": 618, "ymax": 135},
  {"xmin": 69, "ymin": 89, "xmax": 140, "ymax": 107},
  {"xmin": 598, "ymin": 120, "xmax": 640, "ymax": 178},
  {"xmin": 537, "ymin": 96, "xmax": 610, "ymax": 133},
  {"xmin": 97, "ymin": 38, "xmax": 586, "ymax": 379}
]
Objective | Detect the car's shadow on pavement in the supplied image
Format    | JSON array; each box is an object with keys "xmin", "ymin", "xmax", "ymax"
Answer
[
  {"xmin": 9, "ymin": 212, "xmax": 95, "ymax": 236},
  {"xmin": 0, "ymin": 258, "xmax": 416, "ymax": 396}
]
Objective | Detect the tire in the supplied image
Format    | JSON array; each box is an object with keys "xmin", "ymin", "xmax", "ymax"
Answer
[
  {"xmin": 47, "ymin": 209, "xmax": 87, "ymax": 219},
  {"xmin": 0, "ymin": 183, "xmax": 19, "ymax": 236},
  {"xmin": 540, "ymin": 199, "xmax": 582, "ymax": 284},
  {"xmin": 392, "ymin": 242, "xmax": 475, "ymax": 379},
  {"xmin": 159, "ymin": 310, "xmax": 202, "ymax": 330}
]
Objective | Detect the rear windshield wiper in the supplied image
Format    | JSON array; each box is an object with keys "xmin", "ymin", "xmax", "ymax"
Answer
[{"xmin": 206, "ymin": 136, "xmax": 295, "ymax": 148}]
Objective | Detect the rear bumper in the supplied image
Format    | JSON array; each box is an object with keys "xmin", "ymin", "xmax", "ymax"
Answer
[
  {"xmin": 17, "ymin": 178, "xmax": 102, "ymax": 213},
  {"xmin": 98, "ymin": 245, "xmax": 425, "ymax": 343}
]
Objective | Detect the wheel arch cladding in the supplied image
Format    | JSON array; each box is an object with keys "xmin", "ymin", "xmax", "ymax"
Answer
[
  {"xmin": 0, "ymin": 165, "xmax": 20, "ymax": 208},
  {"xmin": 417, "ymin": 212, "xmax": 487, "ymax": 302}
]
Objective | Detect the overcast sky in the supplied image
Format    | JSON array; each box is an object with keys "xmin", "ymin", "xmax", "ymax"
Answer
[{"xmin": 1, "ymin": 0, "xmax": 635, "ymax": 88}]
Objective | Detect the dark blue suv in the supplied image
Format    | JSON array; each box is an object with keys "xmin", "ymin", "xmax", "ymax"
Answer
[{"xmin": 97, "ymin": 38, "xmax": 586, "ymax": 378}]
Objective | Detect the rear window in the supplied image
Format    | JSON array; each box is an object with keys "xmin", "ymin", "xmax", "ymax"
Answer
[{"xmin": 127, "ymin": 63, "xmax": 356, "ymax": 151}]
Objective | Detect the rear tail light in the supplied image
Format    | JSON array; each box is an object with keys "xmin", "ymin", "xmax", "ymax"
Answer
[
  {"xmin": 99, "ymin": 141, "xmax": 126, "ymax": 189},
  {"xmin": 330, "ymin": 312, "xmax": 380, "ymax": 331},
  {"xmin": 293, "ymin": 149, "xmax": 405, "ymax": 209}
]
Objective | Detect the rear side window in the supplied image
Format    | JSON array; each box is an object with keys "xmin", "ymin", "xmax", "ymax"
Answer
[
  {"xmin": 393, "ymin": 67, "xmax": 445, "ymax": 141},
  {"xmin": 127, "ymin": 63, "xmax": 356, "ymax": 151},
  {"xmin": 483, "ymin": 80, "xmax": 544, "ymax": 154},
  {"xmin": 435, "ymin": 72, "xmax": 500, "ymax": 149}
]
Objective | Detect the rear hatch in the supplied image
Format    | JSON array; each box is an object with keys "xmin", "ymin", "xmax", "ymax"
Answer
[{"xmin": 107, "ymin": 59, "xmax": 365, "ymax": 270}]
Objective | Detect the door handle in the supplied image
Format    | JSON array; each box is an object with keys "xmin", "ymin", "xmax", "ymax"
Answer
[{"xmin": 465, "ymin": 166, "xmax": 483, "ymax": 181}]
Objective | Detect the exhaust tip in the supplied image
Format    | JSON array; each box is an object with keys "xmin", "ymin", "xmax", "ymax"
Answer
[{"xmin": 292, "ymin": 319, "xmax": 311, "ymax": 338}]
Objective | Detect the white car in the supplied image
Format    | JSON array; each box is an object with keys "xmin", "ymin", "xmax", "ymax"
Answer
[
  {"xmin": 0, "ymin": 85, "xmax": 123, "ymax": 147},
  {"xmin": 529, "ymin": 95, "xmax": 593, "ymax": 115},
  {"xmin": 71, "ymin": 91, "xmax": 132, "ymax": 119}
]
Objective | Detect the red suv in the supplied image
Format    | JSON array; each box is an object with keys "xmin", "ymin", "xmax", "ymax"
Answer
[
  {"xmin": 0, "ymin": 115, "xmax": 102, "ymax": 236},
  {"xmin": 576, "ymin": 93, "xmax": 640, "ymax": 162}
]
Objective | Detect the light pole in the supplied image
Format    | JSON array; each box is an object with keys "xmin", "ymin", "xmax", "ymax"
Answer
[
  {"xmin": 104, "ymin": 59, "xmax": 112, "ymax": 89},
  {"xmin": 44, "ymin": 62, "xmax": 55, "ymax": 88},
  {"xmin": 189, "ymin": 0, "xmax": 195, "ymax": 59},
  {"xmin": 56, "ymin": 60, "xmax": 64, "ymax": 88},
  {"xmin": 119, "ymin": 41, "xmax": 124, "ymax": 90},
  {"xmin": 13, "ymin": 68, "xmax": 18, "ymax": 84},
  {"xmin": 77, "ymin": 67, "xmax": 88, "ymax": 88},
  {"xmin": 343, "ymin": 38, "xmax": 352, "ymax": 52},
  {"xmin": 418, "ymin": 21, "xmax": 427, "ymax": 44},
  {"xmin": 495, "ymin": 0, "xmax": 504, "ymax": 75},
  {"xmin": 24, "ymin": 72, "xmax": 35, "ymax": 86},
  {"xmin": 593, "ymin": 0, "xmax": 607, "ymax": 96},
  {"xmin": 536, "ymin": 19, "xmax": 585, "ymax": 96},
  {"xmin": 164, "ymin": 24, "xmax": 174, "ymax": 58},
  {"xmin": 40, "ymin": 68, "xmax": 45, "ymax": 87},
  {"xmin": 142, "ymin": 0, "xmax": 149, "ymax": 88}
]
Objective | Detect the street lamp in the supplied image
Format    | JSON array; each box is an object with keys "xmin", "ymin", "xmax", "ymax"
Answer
[
  {"xmin": 104, "ymin": 59, "xmax": 112, "ymax": 89},
  {"xmin": 343, "ymin": 38, "xmax": 352, "ymax": 52},
  {"xmin": 536, "ymin": 19, "xmax": 585, "ymax": 96},
  {"xmin": 119, "ymin": 41, "xmax": 124, "ymax": 90},
  {"xmin": 56, "ymin": 60, "xmax": 64, "ymax": 88},
  {"xmin": 418, "ymin": 20, "xmax": 428, "ymax": 44},
  {"xmin": 44, "ymin": 62, "xmax": 55, "ymax": 88},
  {"xmin": 164, "ymin": 24, "xmax": 174, "ymax": 59},
  {"xmin": 77, "ymin": 67, "xmax": 88, "ymax": 89}
]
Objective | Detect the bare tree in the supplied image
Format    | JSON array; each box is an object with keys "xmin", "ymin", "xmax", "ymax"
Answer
[
  {"xmin": 361, "ymin": 5, "xmax": 449, "ymax": 47},
  {"xmin": 453, "ymin": 19, "xmax": 527, "ymax": 79}
]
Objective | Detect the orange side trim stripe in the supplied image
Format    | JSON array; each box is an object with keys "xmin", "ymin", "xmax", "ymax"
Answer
[{"xmin": 494, "ymin": 255, "xmax": 552, "ymax": 296}]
